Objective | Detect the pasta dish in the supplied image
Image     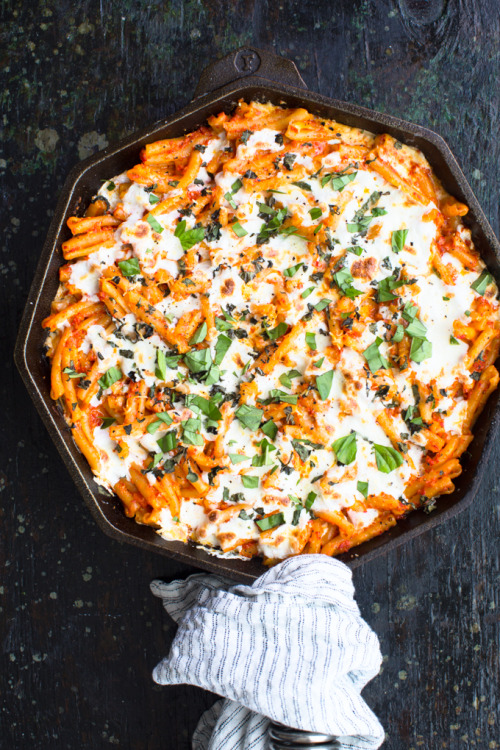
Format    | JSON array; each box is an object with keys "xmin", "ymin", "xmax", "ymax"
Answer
[{"xmin": 43, "ymin": 101, "xmax": 500, "ymax": 562}]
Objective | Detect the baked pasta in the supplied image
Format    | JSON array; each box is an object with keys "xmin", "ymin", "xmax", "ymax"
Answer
[{"xmin": 43, "ymin": 101, "xmax": 500, "ymax": 562}]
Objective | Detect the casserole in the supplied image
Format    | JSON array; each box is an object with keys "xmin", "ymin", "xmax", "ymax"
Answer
[{"xmin": 15, "ymin": 47, "xmax": 500, "ymax": 582}]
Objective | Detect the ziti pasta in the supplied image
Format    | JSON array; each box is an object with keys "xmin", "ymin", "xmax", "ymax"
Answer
[{"xmin": 43, "ymin": 101, "xmax": 500, "ymax": 562}]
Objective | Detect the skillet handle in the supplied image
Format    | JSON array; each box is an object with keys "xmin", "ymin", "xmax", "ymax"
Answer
[{"xmin": 193, "ymin": 46, "xmax": 307, "ymax": 99}]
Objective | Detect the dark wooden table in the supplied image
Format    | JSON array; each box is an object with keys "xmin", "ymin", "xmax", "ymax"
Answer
[{"xmin": 1, "ymin": 1, "xmax": 499, "ymax": 748}]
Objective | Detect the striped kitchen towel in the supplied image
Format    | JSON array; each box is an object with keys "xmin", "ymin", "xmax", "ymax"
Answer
[{"xmin": 151, "ymin": 555, "xmax": 385, "ymax": 750}]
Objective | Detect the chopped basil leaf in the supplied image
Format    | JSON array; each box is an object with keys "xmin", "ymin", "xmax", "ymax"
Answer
[
  {"xmin": 98, "ymin": 366, "xmax": 122, "ymax": 389},
  {"xmin": 181, "ymin": 417, "xmax": 204, "ymax": 446},
  {"xmin": 214, "ymin": 334, "xmax": 232, "ymax": 365},
  {"xmin": 373, "ymin": 444, "xmax": 403, "ymax": 473},
  {"xmin": 292, "ymin": 181, "xmax": 312, "ymax": 191},
  {"xmin": 261, "ymin": 420, "xmax": 278, "ymax": 440},
  {"xmin": 235, "ymin": 404, "xmax": 263, "ymax": 431},
  {"xmin": 333, "ymin": 268, "xmax": 362, "ymax": 298},
  {"xmin": 357, "ymin": 481, "xmax": 369, "ymax": 498},
  {"xmin": 391, "ymin": 229, "xmax": 408, "ymax": 254},
  {"xmin": 146, "ymin": 214, "xmax": 163, "ymax": 233},
  {"xmin": 155, "ymin": 350, "xmax": 168, "ymax": 381},
  {"xmin": 149, "ymin": 193, "xmax": 160, "ymax": 205},
  {"xmin": 471, "ymin": 270, "xmax": 494, "ymax": 296},
  {"xmin": 301, "ymin": 286, "xmax": 315, "ymax": 299},
  {"xmin": 392, "ymin": 324, "xmax": 405, "ymax": 342},
  {"xmin": 100, "ymin": 417, "xmax": 116, "ymax": 429},
  {"xmin": 348, "ymin": 245, "xmax": 363, "ymax": 256},
  {"xmin": 189, "ymin": 322, "xmax": 208, "ymax": 345},
  {"xmin": 184, "ymin": 347, "xmax": 212, "ymax": 373},
  {"xmin": 269, "ymin": 389, "xmax": 298, "ymax": 404},
  {"xmin": 279, "ymin": 369, "xmax": 301, "ymax": 389},
  {"xmin": 185, "ymin": 394, "xmax": 222, "ymax": 421},
  {"xmin": 157, "ymin": 431, "xmax": 178, "ymax": 452},
  {"xmin": 305, "ymin": 332, "xmax": 317, "ymax": 350},
  {"xmin": 232, "ymin": 221, "xmax": 248, "ymax": 237},
  {"xmin": 231, "ymin": 178, "xmax": 243, "ymax": 193},
  {"xmin": 332, "ymin": 433, "xmax": 357, "ymax": 465},
  {"xmin": 256, "ymin": 513, "xmax": 285, "ymax": 531},
  {"xmin": 305, "ymin": 491, "xmax": 317, "ymax": 510},
  {"xmin": 240, "ymin": 130, "xmax": 252, "ymax": 144},
  {"xmin": 173, "ymin": 219, "xmax": 205, "ymax": 251},
  {"xmin": 371, "ymin": 207, "xmax": 387, "ymax": 216},
  {"xmin": 405, "ymin": 318, "xmax": 427, "ymax": 339},
  {"xmin": 309, "ymin": 207, "xmax": 322, "ymax": 220},
  {"xmin": 313, "ymin": 298, "xmax": 331, "ymax": 312},
  {"xmin": 118, "ymin": 258, "xmax": 141, "ymax": 277},
  {"xmin": 450, "ymin": 335, "xmax": 459, "ymax": 345},
  {"xmin": 410, "ymin": 337, "xmax": 432, "ymax": 363},
  {"xmin": 241, "ymin": 475, "xmax": 259, "ymax": 489},
  {"xmin": 313, "ymin": 357, "xmax": 325, "ymax": 368},
  {"xmin": 283, "ymin": 263, "xmax": 303, "ymax": 278},
  {"xmin": 228, "ymin": 453, "xmax": 250, "ymax": 464},
  {"xmin": 363, "ymin": 337, "xmax": 389, "ymax": 373},
  {"xmin": 267, "ymin": 322, "xmax": 288, "ymax": 341},
  {"xmin": 215, "ymin": 316, "xmax": 233, "ymax": 331},
  {"xmin": 316, "ymin": 369, "xmax": 334, "ymax": 400},
  {"xmin": 63, "ymin": 367, "xmax": 84, "ymax": 379}
]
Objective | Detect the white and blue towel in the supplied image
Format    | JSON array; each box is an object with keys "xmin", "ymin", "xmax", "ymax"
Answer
[{"xmin": 151, "ymin": 555, "xmax": 385, "ymax": 750}]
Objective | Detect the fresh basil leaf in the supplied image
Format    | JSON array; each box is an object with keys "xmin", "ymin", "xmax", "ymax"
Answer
[
  {"xmin": 410, "ymin": 337, "xmax": 432, "ymax": 363},
  {"xmin": 189, "ymin": 322, "xmax": 208, "ymax": 346},
  {"xmin": 373, "ymin": 444, "xmax": 403, "ymax": 473},
  {"xmin": 235, "ymin": 404, "xmax": 263, "ymax": 431},
  {"xmin": 241, "ymin": 475, "xmax": 259, "ymax": 489},
  {"xmin": 185, "ymin": 394, "xmax": 222, "ymax": 421},
  {"xmin": 261, "ymin": 420, "xmax": 278, "ymax": 440},
  {"xmin": 313, "ymin": 298, "xmax": 331, "ymax": 312},
  {"xmin": 305, "ymin": 491, "xmax": 317, "ymax": 510},
  {"xmin": 392, "ymin": 324, "xmax": 405, "ymax": 342},
  {"xmin": 371, "ymin": 207, "xmax": 387, "ymax": 216},
  {"xmin": 204, "ymin": 363, "xmax": 220, "ymax": 385},
  {"xmin": 283, "ymin": 263, "xmax": 303, "ymax": 278},
  {"xmin": 348, "ymin": 246, "xmax": 363, "ymax": 256},
  {"xmin": 301, "ymin": 286, "xmax": 315, "ymax": 298},
  {"xmin": 100, "ymin": 417, "xmax": 116, "ymax": 429},
  {"xmin": 450, "ymin": 335, "xmax": 459, "ymax": 345},
  {"xmin": 305, "ymin": 332, "xmax": 317, "ymax": 350},
  {"xmin": 309, "ymin": 207, "xmax": 322, "ymax": 220},
  {"xmin": 267, "ymin": 322, "xmax": 288, "ymax": 341},
  {"xmin": 405, "ymin": 318, "xmax": 427, "ymax": 339},
  {"xmin": 184, "ymin": 347, "xmax": 212, "ymax": 373},
  {"xmin": 333, "ymin": 268, "xmax": 362, "ymax": 298},
  {"xmin": 156, "ymin": 431, "xmax": 178, "ymax": 452},
  {"xmin": 279, "ymin": 369, "xmax": 301, "ymax": 389},
  {"xmin": 146, "ymin": 214, "xmax": 164, "ymax": 233},
  {"xmin": 231, "ymin": 178, "xmax": 243, "ymax": 193},
  {"xmin": 363, "ymin": 337, "xmax": 389, "ymax": 373},
  {"xmin": 391, "ymin": 229, "xmax": 409, "ymax": 254},
  {"xmin": 98, "ymin": 366, "xmax": 122, "ymax": 389},
  {"xmin": 471, "ymin": 270, "xmax": 494, "ymax": 296},
  {"xmin": 269, "ymin": 389, "xmax": 298, "ymax": 404},
  {"xmin": 331, "ymin": 172, "xmax": 357, "ymax": 191},
  {"xmin": 155, "ymin": 350, "xmax": 167, "ymax": 381},
  {"xmin": 357, "ymin": 481, "xmax": 369, "ymax": 498},
  {"xmin": 63, "ymin": 367, "xmax": 84, "ymax": 379},
  {"xmin": 292, "ymin": 181, "xmax": 312, "ymax": 191},
  {"xmin": 228, "ymin": 453, "xmax": 250, "ymax": 464},
  {"xmin": 402, "ymin": 301, "xmax": 418, "ymax": 322},
  {"xmin": 232, "ymin": 221, "xmax": 248, "ymax": 237},
  {"xmin": 214, "ymin": 334, "xmax": 232, "ymax": 365},
  {"xmin": 118, "ymin": 258, "xmax": 140, "ymax": 277},
  {"xmin": 256, "ymin": 512, "xmax": 285, "ymax": 531},
  {"xmin": 181, "ymin": 417, "xmax": 204, "ymax": 446},
  {"xmin": 332, "ymin": 433, "xmax": 357, "ymax": 465},
  {"xmin": 215, "ymin": 316, "xmax": 233, "ymax": 331},
  {"xmin": 316, "ymin": 369, "xmax": 334, "ymax": 400},
  {"xmin": 149, "ymin": 193, "xmax": 160, "ymax": 205}
]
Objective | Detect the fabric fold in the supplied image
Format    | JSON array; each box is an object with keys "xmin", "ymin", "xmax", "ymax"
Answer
[{"xmin": 151, "ymin": 555, "xmax": 384, "ymax": 750}]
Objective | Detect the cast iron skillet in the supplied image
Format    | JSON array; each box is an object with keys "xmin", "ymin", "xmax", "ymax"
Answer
[{"xmin": 15, "ymin": 47, "xmax": 500, "ymax": 583}]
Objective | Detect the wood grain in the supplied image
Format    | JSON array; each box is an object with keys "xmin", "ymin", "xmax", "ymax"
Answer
[{"xmin": 0, "ymin": 0, "xmax": 498, "ymax": 748}]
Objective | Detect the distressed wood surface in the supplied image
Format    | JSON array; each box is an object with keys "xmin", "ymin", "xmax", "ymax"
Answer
[{"xmin": 1, "ymin": 1, "xmax": 499, "ymax": 748}]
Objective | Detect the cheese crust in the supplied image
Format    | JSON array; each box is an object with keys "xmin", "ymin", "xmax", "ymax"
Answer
[{"xmin": 43, "ymin": 101, "xmax": 500, "ymax": 562}]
